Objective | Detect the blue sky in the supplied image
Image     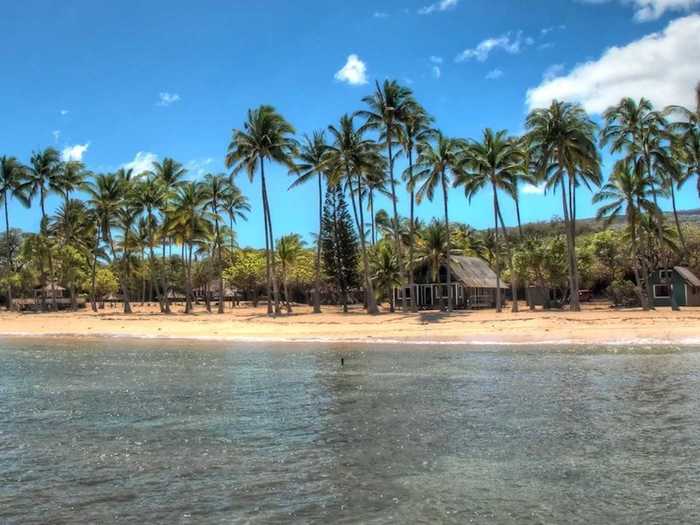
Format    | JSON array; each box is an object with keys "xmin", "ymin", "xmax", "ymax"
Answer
[{"xmin": 1, "ymin": 0, "xmax": 699, "ymax": 248}]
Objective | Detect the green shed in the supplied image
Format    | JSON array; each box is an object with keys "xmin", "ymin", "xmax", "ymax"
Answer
[{"xmin": 651, "ymin": 267, "xmax": 700, "ymax": 307}]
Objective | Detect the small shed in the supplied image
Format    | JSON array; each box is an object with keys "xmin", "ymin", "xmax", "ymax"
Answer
[
  {"xmin": 394, "ymin": 255, "xmax": 506, "ymax": 310},
  {"xmin": 651, "ymin": 266, "xmax": 700, "ymax": 307}
]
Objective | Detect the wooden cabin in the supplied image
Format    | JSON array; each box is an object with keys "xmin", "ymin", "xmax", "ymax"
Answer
[
  {"xmin": 651, "ymin": 266, "xmax": 700, "ymax": 307},
  {"xmin": 394, "ymin": 255, "xmax": 507, "ymax": 310},
  {"xmin": 15, "ymin": 283, "xmax": 86, "ymax": 311}
]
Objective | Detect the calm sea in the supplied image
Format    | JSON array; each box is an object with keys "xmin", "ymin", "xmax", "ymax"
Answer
[{"xmin": 2, "ymin": 338, "xmax": 700, "ymax": 524}]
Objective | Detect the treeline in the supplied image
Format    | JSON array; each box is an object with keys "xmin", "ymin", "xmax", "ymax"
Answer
[{"xmin": 0, "ymin": 81, "xmax": 699, "ymax": 314}]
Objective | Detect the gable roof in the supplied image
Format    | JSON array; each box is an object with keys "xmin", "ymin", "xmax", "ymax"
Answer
[
  {"xmin": 674, "ymin": 266, "xmax": 700, "ymax": 287},
  {"xmin": 449, "ymin": 255, "xmax": 507, "ymax": 289}
]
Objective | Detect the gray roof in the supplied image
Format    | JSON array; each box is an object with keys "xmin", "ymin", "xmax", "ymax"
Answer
[
  {"xmin": 674, "ymin": 266, "xmax": 700, "ymax": 287},
  {"xmin": 449, "ymin": 255, "xmax": 507, "ymax": 289}
]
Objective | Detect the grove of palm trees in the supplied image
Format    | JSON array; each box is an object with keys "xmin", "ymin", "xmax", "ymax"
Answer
[{"xmin": 1, "ymin": 81, "xmax": 699, "ymax": 316}]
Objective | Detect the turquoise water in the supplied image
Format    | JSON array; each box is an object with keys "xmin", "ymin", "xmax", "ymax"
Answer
[{"xmin": 2, "ymin": 338, "xmax": 700, "ymax": 524}]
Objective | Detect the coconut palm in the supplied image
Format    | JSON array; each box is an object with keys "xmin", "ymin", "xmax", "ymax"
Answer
[
  {"xmin": 290, "ymin": 131, "xmax": 330, "ymax": 314},
  {"xmin": 593, "ymin": 160, "xmax": 658, "ymax": 309},
  {"xmin": 416, "ymin": 220, "xmax": 450, "ymax": 310},
  {"xmin": 371, "ymin": 241, "xmax": 401, "ymax": 312},
  {"xmin": 457, "ymin": 129, "xmax": 520, "ymax": 312},
  {"xmin": 277, "ymin": 233, "xmax": 305, "ymax": 313},
  {"xmin": 202, "ymin": 173, "xmax": 237, "ymax": 313},
  {"xmin": 400, "ymin": 103, "xmax": 435, "ymax": 312},
  {"xmin": 0, "ymin": 156, "xmax": 30, "ymax": 310},
  {"xmin": 326, "ymin": 114, "xmax": 380, "ymax": 314},
  {"xmin": 601, "ymin": 97, "xmax": 677, "ymax": 309},
  {"xmin": 413, "ymin": 133, "xmax": 463, "ymax": 312},
  {"xmin": 359, "ymin": 79, "xmax": 416, "ymax": 311},
  {"xmin": 226, "ymin": 105, "xmax": 298, "ymax": 315},
  {"xmin": 526, "ymin": 100, "xmax": 600, "ymax": 311},
  {"xmin": 221, "ymin": 183, "xmax": 250, "ymax": 254},
  {"xmin": 166, "ymin": 181, "xmax": 212, "ymax": 313},
  {"xmin": 26, "ymin": 147, "xmax": 63, "ymax": 310}
]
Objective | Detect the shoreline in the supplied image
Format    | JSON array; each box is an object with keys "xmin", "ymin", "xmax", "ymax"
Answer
[{"xmin": 1, "ymin": 302, "xmax": 699, "ymax": 347}]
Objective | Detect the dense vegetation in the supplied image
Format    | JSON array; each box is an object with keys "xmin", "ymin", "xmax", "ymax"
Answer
[{"xmin": 1, "ymin": 81, "xmax": 699, "ymax": 314}]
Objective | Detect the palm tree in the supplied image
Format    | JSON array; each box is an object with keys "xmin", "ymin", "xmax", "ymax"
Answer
[
  {"xmin": 326, "ymin": 114, "xmax": 380, "ymax": 314},
  {"xmin": 290, "ymin": 131, "xmax": 329, "ymax": 314},
  {"xmin": 85, "ymin": 173, "xmax": 124, "ymax": 312},
  {"xmin": 400, "ymin": 103, "xmax": 434, "ymax": 312},
  {"xmin": 166, "ymin": 181, "xmax": 211, "ymax": 313},
  {"xmin": 601, "ymin": 97, "xmax": 676, "ymax": 309},
  {"xmin": 526, "ymin": 100, "xmax": 600, "ymax": 311},
  {"xmin": 413, "ymin": 133, "xmax": 462, "ymax": 311},
  {"xmin": 221, "ymin": 183, "xmax": 250, "ymax": 254},
  {"xmin": 457, "ymin": 129, "xmax": 520, "ymax": 313},
  {"xmin": 416, "ymin": 220, "xmax": 450, "ymax": 310},
  {"xmin": 371, "ymin": 241, "xmax": 402, "ymax": 312},
  {"xmin": 226, "ymin": 105, "xmax": 298, "ymax": 316},
  {"xmin": 593, "ymin": 160, "xmax": 657, "ymax": 309},
  {"xmin": 26, "ymin": 147, "xmax": 63, "ymax": 310},
  {"xmin": 277, "ymin": 233, "xmax": 305, "ymax": 313},
  {"xmin": 359, "ymin": 79, "xmax": 415, "ymax": 311},
  {"xmin": 0, "ymin": 156, "xmax": 30, "ymax": 310},
  {"xmin": 202, "ymin": 173, "xmax": 236, "ymax": 313}
]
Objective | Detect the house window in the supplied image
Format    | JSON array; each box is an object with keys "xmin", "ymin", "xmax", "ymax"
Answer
[
  {"xmin": 654, "ymin": 284, "xmax": 671, "ymax": 298},
  {"xmin": 659, "ymin": 269, "xmax": 673, "ymax": 281}
]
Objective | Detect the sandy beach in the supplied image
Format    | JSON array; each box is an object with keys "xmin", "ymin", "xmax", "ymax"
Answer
[{"xmin": 0, "ymin": 302, "xmax": 698, "ymax": 345}]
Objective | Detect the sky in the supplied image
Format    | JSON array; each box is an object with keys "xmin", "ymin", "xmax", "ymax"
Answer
[{"xmin": 1, "ymin": 0, "xmax": 699, "ymax": 248}]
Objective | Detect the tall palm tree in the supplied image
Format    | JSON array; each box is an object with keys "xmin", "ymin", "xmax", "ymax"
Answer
[
  {"xmin": 457, "ymin": 129, "xmax": 520, "ymax": 312},
  {"xmin": 601, "ymin": 97, "xmax": 676, "ymax": 309},
  {"xmin": 221, "ymin": 183, "xmax": 250, "ymax": 254},
  {"xmin": 526, "ymin": 100, "xmax": 600, "ymax": 311},
  {"xmin": 326, "ymin": 114, "xmax": 380, "ymax": 314},
  {"xmin": 0, "ymin": 156, "xmax": 30, "ymax": 310},
  {"xmin": 414, "ymin": 133, "xmax": 463, "ymax": 312},
  {"xmin": 277, "ymin": 233, "xmax": 304, "ymax": 313},
  {"xmin": 290, "ymin": 131, "xmax": 329, "ymax": 314},
  {"xmin": 202, "ymin": 173, "xmax": 234, "ymax": 313},
  {"xmin": 400, "ymin": 103, "xmax": 434, "ymax": 312},
  {"xmin": 593, "ymin": 160, "xmax": 657, "ymax": 309},
  {"xmin": 85, "ymin": 173, "xmax": 124, "ymax": 312},
  {"xmin": 359, "ymin": 79, "xmax": 415, "ymax": 311},
  {"xmin": 166, "ymin": 181, "xmax": 212, "ymax": 314},
  {"xmin": 27, "ymin": 147, "xmax": 63, "ymax": 310},
  {"xmin": 226, "ymin": 105, "xmax": 298, "ymax": 316}
]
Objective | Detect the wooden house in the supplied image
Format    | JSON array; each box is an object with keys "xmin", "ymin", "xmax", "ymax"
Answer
[
  {"xmin": 650, "ymin": 267, "xmax": 700, "ymax": 307},
  {"xmin": 394, "ymin": 255, "xmax": 506, "ymax": 310}
]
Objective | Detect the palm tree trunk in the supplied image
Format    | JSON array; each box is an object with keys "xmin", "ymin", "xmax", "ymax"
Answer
[
  {"xmin": 213, "ymin": 206, "xmax": 225, "ymax": 314},
  {"xmin": 260, "ymin": 163, "xmax": 281, "ymax": 315},
  {"xmin": 284, "ymin": 272, "xmax": 292, "ymax": 313},
  {"xmin": 408, "ymin": 149, "xmax": 417, "ymax": 313},
  {"xmin": 369, "ymin": 189, "xmax": 376, "ymax": 246},
  {"xmin": 347, "ymin": 169, "xmax": 379, "ymax": 314},
  {"xmin": 670, "ymin": 183, "xmax": 688, "ymax": 261},
  {"xmin": 559, "ymin": 175, "xmax": 579, "ymax": 311},
  {"xmin": 4, "ymin": 195, "xmax": 13, "ymax": 311},
  {"xmin": 90, "ymin": 224, "xmax": 100, "ymax": 312},
  {"xmin": 496, "ymin": 200, "xmax": 518, "ymax": 313},
  {"xmin": 109, "ymin": 232, "xmax": 131, "ymax": 313},
  {"xmin": 185, "ymin": 241, "xmax": 193, "ymax": 314},
  {"xmin": 313, "ymin": 173, "xmax": 322, "ymax": 313},
  {"xmin": 260, "ymin": 169, "xmax": 273, "ymax": 315},
  {"xmin": 492, "ymin": 184, "xmax": 502, "ymax": 313},
  {"xmin": 442, "ymin": 172, "xmax": 453, "ymax": 312},
  {"xmin": 514, "ymin": 197, "xmax": 533, "ymax": 311},
  {"xmin": 40, "ymin": 192, "xmax": 58, "ymax": 312},
  {"xmin": 386, "ymin": 134, "xmax": 408, "ymax": 312}
]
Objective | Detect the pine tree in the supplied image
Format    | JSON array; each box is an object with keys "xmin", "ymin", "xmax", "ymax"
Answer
[{"xmin": 321, "ymin": 183, "xmax": 360, "ymax": 312}]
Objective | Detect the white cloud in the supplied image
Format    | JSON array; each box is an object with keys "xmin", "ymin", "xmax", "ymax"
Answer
[
  {"xmin": 122, "ymin": 152, "xmax": 158, "ymax": 175},
  {"xmin": 157, "ymin": 92, "xmax": 181, "ymax": 107},
  {"xmin": 526, "ymin": 14, "xmax": 700, "ymax": 113},
  {"xmin": 429, "ymin": 55, "xmax": 443, "ymax": 64},
  {"xmin": 52, "ymin": 130, "xmax": 61, "ymax": 143},
  {"xmin": 523, "ymin": 183, "xmax": 545, "ymax": 195},
  {"xmin": 580, "ymin": 0, "xmax": 700, "ymax": 21},
  {"xmin": 373, "ymin": 11, "xmax": 388, "ymax": 18},
  {"xmin": 186, "ymin": 157, "xmax": 214, "ymax": 176},
  {"xmin": 542, "ymin": 63, "xmax": 565, "ymax": 81},
  {"xmin": 455, "ymin": 31, "xmax": 530, "ymax": 62},
  {"xmin": 485, "ymin": 68, "xmax": 504, "ymax": 80},
  {"xmin": 418, "ymin": 0, "xmax": 459, "ymax": 14},
  {"xmin": 431, "ymin": 65, "xmax": 442, "ymax": 79},
  {"xmin": 62, "ymin": 143, "xmax": 89, "ymax": 162},
  {"xmin": 334, "ymin": 54, "xmax": 368, "ymax": 85},
  {"xmin": 59, "ymin": 109, "xmax": 69, "ymax": 116}
]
